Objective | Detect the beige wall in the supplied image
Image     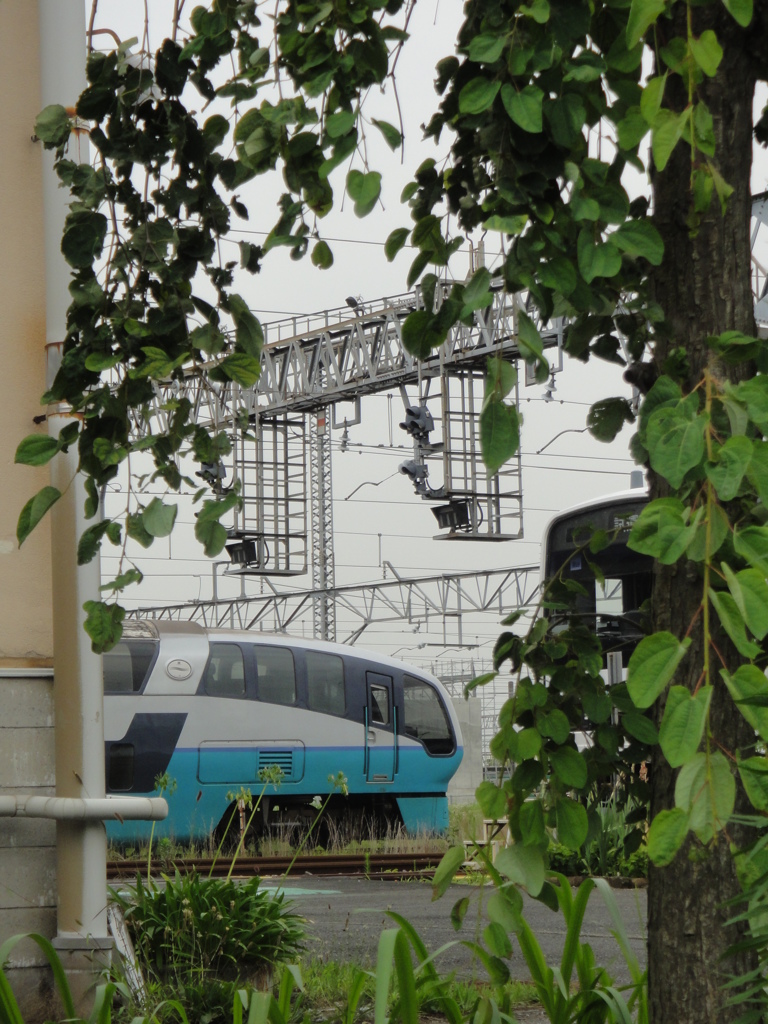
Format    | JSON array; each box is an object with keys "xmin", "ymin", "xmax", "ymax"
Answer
[{"xmin": 0, "ymin": 0, "xmax": 53, "ymax": 663}]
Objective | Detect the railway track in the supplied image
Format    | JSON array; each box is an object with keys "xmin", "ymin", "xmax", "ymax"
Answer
[{"xmin": 107, "ymin": 851, "xmax": 445, "ymax": 881}]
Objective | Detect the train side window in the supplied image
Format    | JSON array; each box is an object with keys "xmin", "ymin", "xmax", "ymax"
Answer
[
  {"xmin": 103, "ymin": 641, "xmax": 157, "ymax": 693},
  {"xmin": 370, "ymin": 684, "xmax": 390, "ymax": 725},
  {"xmin": 255, "ymin": 646, "xmax": 296, "ymax": 705},
  {"xmin": 403, "ymin": 676, "xmax": 454, "ymax": 755},
  {"xmin": 203, "ymin": 644, "xmax": 245, "ymax": 697},
  {"xmin": 306, "ymin": 651, "xmax": 345, "ymax": 716}
]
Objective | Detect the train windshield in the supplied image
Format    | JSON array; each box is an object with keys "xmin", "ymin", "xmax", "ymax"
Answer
[
  {"xmin": 103, "ymin": 640, "xmax": 157, "ymax": 693},
  {"xmin": 543, "ymin": 493, "xmax": 651, "ymax": 658},
  {"xmin": 403, "ymin": 676, "xmax": 455, "ymax": 755}
]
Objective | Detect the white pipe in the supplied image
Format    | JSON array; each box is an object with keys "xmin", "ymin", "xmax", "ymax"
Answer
[{"xmin": 0, "ymin": 795, "xmax": 167, "ymax": 821}]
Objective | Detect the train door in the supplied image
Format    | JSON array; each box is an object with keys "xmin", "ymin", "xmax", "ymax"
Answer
[{"xmin": 365, "ymin": 672, "xmax": 397, "ymax": 783}]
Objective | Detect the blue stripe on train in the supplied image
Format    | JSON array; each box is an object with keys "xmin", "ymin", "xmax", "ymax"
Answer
[{"xmin": 106, "ymin": 743, "xmax": 462, "ymax": 843}]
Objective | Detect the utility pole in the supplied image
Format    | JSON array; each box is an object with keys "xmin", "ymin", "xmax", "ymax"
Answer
[{"xmin": 310, "ymin": 408, "xmax": 336, "ymax": 641}]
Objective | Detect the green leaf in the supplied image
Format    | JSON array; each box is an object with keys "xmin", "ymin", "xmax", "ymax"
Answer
[
  {"xmin": 550, "ymin": 747, "xmax": 588, "ymax": 789},
  {"xmin": 458, "ymin": 77, "xmax": 501, "ymax": 115},
  {"xmin": 628, "ymin": 497, "xmax": 695, "ymax": 563},
  {"xmin": 475, "ymin": 780, "xmax": 508, "ymax": 820},
  {"xmin": 463, "ymin": 267, "xmax": 492, "ymax": 310},
  {"xmin": 35, "ymin": 104, "xmax": 72, "ymax": 146},
  {"xmin": 17, "ymin": 486, "xmax": 62, "ymax": 546},
  {"xmin": 555, "ymin": 797, "xmax": 588, "ymax": 850},
  {"xmin": 77, "ymin": 521, "xmax": 110, "ymax": 565},
  {"xmin": 709, "ymin": 588, "xmax": 761, "ymax": 659},
  {"xmin": 675, "ymin": 750, "xmax": 735, "ymax": 844},
  {"xmin": 514, "ymin": 726, "xmax": 542, "ymax": 761},
  {"xmin": 622, "ymin": 711, "xmax": 659, "ymax": 745},
  {"xmin": 229, "ymin": 293, "xmax": 263, "ymax": 358},
  {"xmin": 480, "ymin": 400, "xmax": 520, "ymax": 475},
  {"xmin": 432, "ymin": 846, "xmax": 467, "ymax": 900},
  {"xmin": 617, "ymin": 106, "xmax": 649, "ymax": 150},
  {"xmin": 627, "ymin": 632, "xmax": 691, "ymax": 708},
  {"xmin": 651, "ymin": 108, "xmax": 685, "ymax": 172},
  {"xmin": 517, "ymin": 311, "xmax": 543, "ymax": 360},
  {"xmin": 401, "ymin": 310, "xmax": 443, "ymax": 359},
  {"xmin": 451, "ymin": 896, "xmax": 471, "ymax": 931},
  {"xmin": 722, "ymin": 565, "xmax": 768, "ymax": 640},
  {"xmin": 385, "ymin": 228, "xmax": 410, "ymax": 262},
  {"xmin": 100, "ymin": 568, "xmax": 143, "ymax": 593},
  {"xmin": 346, "ymin": 170, "xmax": 382, "ymax": 217},
  {"xmin": 626, "ymin": 0, "xmax": 665, "ymax": 49},
  {"xmin": 61, "ymin": 210, "xmax": 108, "ymax": 268},
  {"xmin": 577, "ymin": 231, "xmax": 621, "ymax": 283},
  {"xmin": 538, "ymin": 256, "xmax": 576, "ymax": 296},
  {"xmin": 647, "ymin": 807, "xmax": 688, "ymax": 866},
  {"xmin": 487, "ymin": 889, "xmax": 523, "ymax": 934},
  {"xmin": 734, "ymin": 524, "xmax": 768, "ymax": 575},
  {"xmin": 519, "ymin": 799, "xmax": 546, "ymax": 846},
  {"xmin": 536, "ymin": 709, "xmax": 570, "ymax": 744},
  {"xmin": 659, "ymin": 686, "xmax": 712, "ymax": 767},
  {"xmin": 482, "ymin": 213, "xmax": 529, "ymax": 235},
  {"xmin": 685, "ymin": 502, "xmax": 729, "ymax": 563},
  {"xmin": 325, "ymin": 110, "xmax": 355, "ymax": 138},
  {"xmin": 722, "ymin": 0, "xmax": 753, "ymax": 27},
  {"xmin": 705, "ymin": 435, "xmax": 752, "ymax": 500},
  {"xmin": 311, "ymin": 240, "xmax": 334, "ymax": 269},
  {"xmin": 466, "ymin": 34, "xmax": 504, "ymax": 63},
  {"xmin": 371, "ymin": 119, "xmax": 402, "ymax": 151},
  {"xmin": 142, "ymin": 498, "xmax": 178, "ymax": 538},
  {"xmin": 219, "ymin": 353, "xmax": 261, "ymax": 387},
  {"xmin": 722, "ymin": 665, "xmax": 768, "ymax": 740},
  {"xmin": 494, "ymin": 844, "xmax": 546, "ymax": 897},
  {"xmin": 520, "ymin": 0, "xmax": 550, "ymax": 23},
  {"xmin": 738, "ymin": 756, "xmax": 768, "ymax": 812},
  {"xmin": 126, "ymin": 512, "xmax": 153, "ymax": 549},
  {"xmin": 611, "ymin": 220, "xmax": 664, "ymax": 265},
  {"xmin": 15, "ymin": 434, "xmax": 60, "ymax": 467},
  {"xmin": 689, "ymin": 31, "xmax": 723, "ymax": 77},
  {"xmin": 646, "ymin": 396, "xmax": 706, "ymax": 487},
  {"xmin": 587, "ymin": 398, "xmax": 634, "ymax": 442},
  {"xmin": 583, "ymin": 691, "xmax": 613, "ymax": 724},
  {"xmin": 194, "ymin": 517, "xmax": 228, "ymax": 558},
  {"xmin": 500, "ymin": 84, "xmax": 543, "ymax": 133},
  {"xmin": 640, "ymin": 74, "xmax": 666, "ymax": 124},
  {"xmin": 83, "ymin": 600, "xmax": 124, "ymax": 654}
]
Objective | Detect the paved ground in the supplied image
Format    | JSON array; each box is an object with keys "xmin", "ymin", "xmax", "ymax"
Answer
[{"xmin": 266, "ymin": 875, "xmax": 647, "ymax": 1021}]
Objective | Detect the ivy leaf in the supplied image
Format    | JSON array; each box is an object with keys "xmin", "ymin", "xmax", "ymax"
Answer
[
  {"xmin": 35, "ymin": 104, "xmax": 72, "ymax": 146},
  {"xmin": 61, "ymin": 210, "xmax": 108, "ymax": 268},
  {"xmin": 385, "ymin": 228, "xmax": 410, "ymax": 262},
  {"xmin": 77, "ymin": 521, "xmax": 111, "ymax": 565},
  {"xmin": 195, "ymin": 518, "xmax": 228, "ymax": 558},
  {"xmin": 500, "ymin": 84, "xmax": 543, "ymax": 133},
  {"xmin": 487, "ymin": 890, "xmax": 523, "ymax": 935},
  {"xmin": 458, "ymin": 77, "xmax": 501, "ymax": 115},
  {"xmin": 659, "ymin": 686, "xmax": 712, "ymax": 767},
  {"xmin": 371, "ymin": 118, "xmax": 402, "ymax": 150},
  {"xmin": 675, "ymin": 751, "xmax": 735, "ymax": 844},
  {"xmin": 15, "ymin": 434, "xmax": 60, "ymax": 467},
  {"xmin": 722, "ymin": 565, "xmax": 768, "ymax": 640},
  {"xmin": 229, "ymin": 293, "xmax": 263, "ymax": 358},
  {"xmin": 462, "ymin": 267, "xmax": 492, "ymax": 311},
  {"xmin": 17, "ymin": 486, "xmax": 62, "ymax": 546},
  {"xmin": 617, "ymin": 106, "xmax": 649, "ymax": 150},
  {"xmin": 476, "ymin": 781, "xmax": 508, "ymax": 821},
  {"xmin": 468, "ymin": 34, "xmax": 505, "ymax": 63},
  {"xmin": 401, "ymin": 310, "xmax": 442, "ymax": 359},
  {"xmin": 325, "ymin": 110, "xmax": 355, "ymax": 138},
  {"xmin": 628, "ymin": 498, "xmax": 695, "ymax": 563},
  {"xmin": 622, "ymin": 711, "xmax": 659, "ymax": 745},
  {"xmin": 733, "ymin": 524, "xmax": 768, "ymax": 575},
  {"xmin": 722, "ymin": 0, "xmax": 753, "ymax": 27},
  {"xmin": 517, "ymin": 311, "xmax": 543, "ymax": 360},
  {"xmin": 709, "ymin": 588, "xmax": 761, "ymax": 659},
  {"xmin": 311, "ymin": 240, "xmax": 334, "ymax": 269},
  {"xmin": 647, "ymin": 808, "xmax": 688, "ymax": 866},
  {"xmin": 450, "ymin": 896, "xmax": 471, "ymax": 931},
  {"xmin": 218, "ymin": 353, "xmax": 261, "ymax": 387},
  {"xmin": 494, "ymin": 844, "xmax": 546, "ymax": 896},
  {"xmin": 626, "ymin": 0, "xmax": 666, "ymax": 49},
  {"xmin": 100, "ymin": 568, "xmax": 143, "ymax": 593},
  {"xmin": 555, "ymin": 797, "xmax": 588, "ymax": 850},
  {"xmin": 577, "ymin": 232, "xmax": 621, "ymax": 283},
  {"xmin": 480, "ymin": 400, "xmax": 520, "ymax": 474},
  {"xmin": 142, "ymin": 498, "xmax": 178, "ymax": 538},
  {"xmin": 587, "ymin": 398, "xmax": 634, "ymax": 442},
  {"xmin": 722, "ymin": 665, "xmax": 768, "ymax": 740},
  {"xmin": 689, "ymin": 31, "xmax": 723, "ymax": 77},
  {"xmin": 627, "ymin": 632, "xmax": 691, "ymax": 708},
  {"xmin": 550, "ymin": 747, "xmax": 588, "ymax": 789},
  {"xmin": 611, "ymin": 220, "xmax": 664, "ymax": 265},
  {"xmin": 432, "ymin": 846, "xmax": 467, "ymax": 900},
  {"xmin": 126, "ymin": 512, "xmax": 154, "ymax": 549},
  {"xmin": 651, "ymin": 108, "xmax": 685, "ymax": 172},
  {"xmin": 83, "ymin": 600, "xmax": 124, "ymax": 654},
  {"xmin": 705, "ymin": 435, "xmax": 752, "ymax": 500},
  {"xmin": 646, "ymin": 397, "xmax": 706, "ymax": 488},
  {"xmin": 640, "ymin": 74, "xmax": 666, "ymax": 124},
  {"xmin": 738, "ymin": 757, "xmax": 768, "ymax": 812},
  {"xmin": 346, "ymin": 170, "xmax": 381, "ymax": 217}
]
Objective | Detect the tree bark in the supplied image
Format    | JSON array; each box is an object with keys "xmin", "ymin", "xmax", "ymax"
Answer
[{"xmin": 648, "ymin": 7, "xmax": 765, "ymax": 1022}]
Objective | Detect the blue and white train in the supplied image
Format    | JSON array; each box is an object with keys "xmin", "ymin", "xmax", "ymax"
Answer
[{"xmin": 103, "ymin": 620, "xmax": 464, "ymax": 843}]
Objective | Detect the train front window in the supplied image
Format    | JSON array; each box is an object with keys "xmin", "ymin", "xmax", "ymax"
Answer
[
  {"xmin": 203, "ymin": 644, "xmax": 246, "ymax": 697},
  {"xmin": 103, "ymin": 640, "xmax": 157, "ymax": 693},
  {"xmin": 306, "ymin": 651, "xmax": 345, "ymax": 716},
  {"xmin": 403, "ymin": 676, "xmax": 454, "ymax": 755},
  {"xmin": 255, "ymin": 646, "xmax": 296, "ymax": 705}
]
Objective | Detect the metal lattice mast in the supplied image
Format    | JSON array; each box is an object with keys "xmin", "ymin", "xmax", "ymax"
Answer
[{"xmin": 310, "ymin": 409, "xmax": 336, "ymax": 641}]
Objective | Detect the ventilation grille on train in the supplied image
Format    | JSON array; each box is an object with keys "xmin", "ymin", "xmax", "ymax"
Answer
[{"xmin": 258, "ymin": 750, "xmax": 293, "ymax": 775}]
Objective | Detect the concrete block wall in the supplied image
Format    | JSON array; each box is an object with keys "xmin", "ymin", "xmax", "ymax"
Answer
[{"xmin": 0, "ymin": 675, "xmax": 57, "ymax": 1015}]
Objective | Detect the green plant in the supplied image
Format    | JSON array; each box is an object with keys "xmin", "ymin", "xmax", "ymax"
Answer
[{"xmin": 111, "ymin": 870, "xmax": 304, "ymax": 1017}]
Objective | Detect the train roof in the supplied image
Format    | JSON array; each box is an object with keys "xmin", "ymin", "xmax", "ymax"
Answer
[{"xmin": 120, "ymin": 618, "xmax": 445, "ymax": 685}]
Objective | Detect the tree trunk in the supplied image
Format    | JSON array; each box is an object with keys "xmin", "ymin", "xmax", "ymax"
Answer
[{"xmin": 648, "ymin": 7, "xmax": 765, "ymax": 1022}]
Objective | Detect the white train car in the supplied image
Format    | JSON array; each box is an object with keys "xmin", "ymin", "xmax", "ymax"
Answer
[{"xmin": 103, "ymin": 620, "xmax": 464, "ymax": 843}]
